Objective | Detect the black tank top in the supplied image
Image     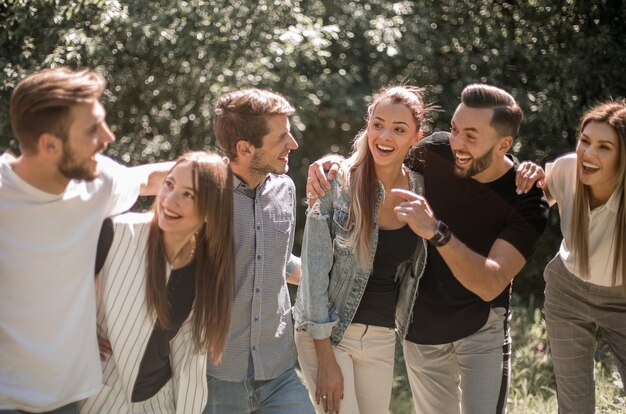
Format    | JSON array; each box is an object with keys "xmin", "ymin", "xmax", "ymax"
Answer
[{"xmin": 351, "ymin": 225, "xmax": 418, "ymax": 328}]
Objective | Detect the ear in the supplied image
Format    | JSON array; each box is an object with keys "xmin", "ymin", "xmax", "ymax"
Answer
[
  {"xmin": 498, "ymin": 135, "xmax": 513, "ymax": 153},
  {"xmin": 234, "ymin": 139, "xmax": 256, "ymax": 160},
  {"xmin": 38, "ymin": 132, "xmax": 63, "ymax": 156},
  {"xmin": 413, "ymin": 130, "xmax": 424, "ymax": 146}
]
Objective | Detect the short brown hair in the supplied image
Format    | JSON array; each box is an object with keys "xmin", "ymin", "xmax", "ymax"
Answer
[
  {"xmin": 461, "ymin": 84, "xmax": 523, "ymax": 139},
  {"xmin": 10, "ymin": 67, "xmax": 106, "ymax": 154},
  {"xmin": 213, "ymin": 88, "xmax": 295, "ymax": 160}
]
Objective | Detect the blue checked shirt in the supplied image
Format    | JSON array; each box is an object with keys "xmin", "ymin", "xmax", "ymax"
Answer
[{"xmin": 206, "ymin": 173, "xmax": 300, "ymax": 381}]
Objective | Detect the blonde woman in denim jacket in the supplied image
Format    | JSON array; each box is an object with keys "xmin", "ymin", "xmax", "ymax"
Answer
[{"xmin": 293, "ymin": 86, "xmax": 431, "ymax": 414}]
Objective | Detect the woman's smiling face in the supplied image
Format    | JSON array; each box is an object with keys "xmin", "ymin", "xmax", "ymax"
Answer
[{"xmin": 367, "ymin": 99, "xmax": 421, "ymax": 169}]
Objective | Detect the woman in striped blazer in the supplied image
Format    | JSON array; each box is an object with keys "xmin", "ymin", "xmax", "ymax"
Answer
[{"xmin": 80, "ymin": 151, "xmax": 235, "ymax": 413}]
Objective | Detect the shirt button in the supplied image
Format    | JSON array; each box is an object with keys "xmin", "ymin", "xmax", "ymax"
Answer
[
  {"xmin": 254, "ymin": 316, "xmax": 259, "ymax": 322},
  {"xmin": 257, "ymin": 255, "xmax": 261, "ymax": 260},
  {"xmin": 256, "ymin": 288, "xmax": 260, "ymax": 293},
  {"xmin": 257, "ymin": 225, "xmax": 261, "ymax": 230},
  {"xmin": 252, "ymin": 346, "xmax": 256, "ymax": 351}
]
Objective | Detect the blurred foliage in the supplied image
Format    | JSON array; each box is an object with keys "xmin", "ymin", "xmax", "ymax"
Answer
[{"xmin": 1, "ymin": 0, "xmax": 626, "ymax": 294}]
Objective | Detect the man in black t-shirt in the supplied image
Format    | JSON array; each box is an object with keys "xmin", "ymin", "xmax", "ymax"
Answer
[{"xmin": 392, "ymin": 84, "xmax": 548, "ymax": 414}]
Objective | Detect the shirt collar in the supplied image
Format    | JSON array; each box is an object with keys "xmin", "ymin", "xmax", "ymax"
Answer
[
  {"xmin": 232, "ymin": 172, "xmax": 273, "ymax": 195},
  {"xmin": 605, "ymin": 188, "xmax": 621, "ymax": 213}
]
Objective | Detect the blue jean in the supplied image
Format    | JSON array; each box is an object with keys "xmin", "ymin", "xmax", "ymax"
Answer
[
  {"xmin": 203, "ymin": 367, "xmax": 315, "ymax": 414},
  {"xmin": 0, "ymin": 402, "xmax": 77, "ymax": 414}
]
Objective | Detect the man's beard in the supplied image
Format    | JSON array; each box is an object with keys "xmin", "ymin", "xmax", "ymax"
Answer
[
  {"xmin": 454, "ymin": 145, "xmax": 494, "ymax": 178},
  {"xmin": 58, "ymin": 141, "xmax": 102, "ymax": 181},
  {"xmin": 250, "ymin": 150, "xmax": 286, "ymax": 176}
]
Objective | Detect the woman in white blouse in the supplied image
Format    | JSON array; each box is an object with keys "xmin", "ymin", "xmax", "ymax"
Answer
[{"xmin": 519, "ymin": 100, "xmax": 626, "ymax": 414}]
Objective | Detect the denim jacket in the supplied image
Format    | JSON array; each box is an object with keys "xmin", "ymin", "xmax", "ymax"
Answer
[{"xmin": 293, "ymin": 166, "xmax": 427, "ymax": 345}]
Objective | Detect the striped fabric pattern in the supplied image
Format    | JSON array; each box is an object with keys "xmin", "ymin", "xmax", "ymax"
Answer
[{"xmin": 79, "ymin": 213, "xmax": 207, "ymax": 414}]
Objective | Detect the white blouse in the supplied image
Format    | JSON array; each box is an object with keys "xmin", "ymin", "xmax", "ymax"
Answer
[{"xmin": 547, "ymin": 153, "xmax": 623, "ymax": 286}]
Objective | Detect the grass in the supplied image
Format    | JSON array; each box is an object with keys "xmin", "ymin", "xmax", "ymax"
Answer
[{"xmin": 389, "ymin": 295, "xmax": 625, "ymax": 413}]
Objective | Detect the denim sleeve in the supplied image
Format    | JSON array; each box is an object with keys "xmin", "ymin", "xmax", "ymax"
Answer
[{"xmin": 293, "ymin": 181, "xmax": 339, "ymax": 339}]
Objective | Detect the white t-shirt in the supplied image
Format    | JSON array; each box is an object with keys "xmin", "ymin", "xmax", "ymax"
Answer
[
  {"xmin": 547, "ymin": 152, "xmax": 623, "ymax": 286},
  {"xmin": 0, "ymin": 153, "xmax": 141, "ymax": 411}
]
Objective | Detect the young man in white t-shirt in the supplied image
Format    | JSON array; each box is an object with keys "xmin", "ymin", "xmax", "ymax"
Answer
[{"xmin": 0, "ymin": 67, "xmax": 172, "ymax": 414}]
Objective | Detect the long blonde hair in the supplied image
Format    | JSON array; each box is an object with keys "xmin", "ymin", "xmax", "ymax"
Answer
[
  {"xmin": 146, "ymin": 151, "xmax": 235, "ymax": 363},
  {"xmin": 571, "ymin": 100, "xmax": 626, "ymax": 293},
  {"xmin": 344, "ymin": 86, "xmax": 430, "ymax": 268}
]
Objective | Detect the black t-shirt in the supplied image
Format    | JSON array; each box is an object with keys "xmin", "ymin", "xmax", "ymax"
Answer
[
  {"xmin": 351, "ymin": 225, "xmax": 418, "ymax": 328},
  {"xmin": 404, "ymin": 132, "xmax": 548, "ymax": 344}
]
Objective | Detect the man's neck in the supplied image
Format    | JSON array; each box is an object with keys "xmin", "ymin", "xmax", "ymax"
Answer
[
  {"xmin": 10, "ymin": 155, "xmax": 71, "ymax": 194},
  {"xmin": 472, "ymin": 155, "xmax": 514, "ymax": 184},
  {"xmin": 230, "ymin": 162, "xmax": 266, "ymax": 190}
]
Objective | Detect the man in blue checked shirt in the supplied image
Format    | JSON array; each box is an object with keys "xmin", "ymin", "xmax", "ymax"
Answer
[{"xmin": 203, "ymin": 88, "xmax": 314, "ymax": 414}]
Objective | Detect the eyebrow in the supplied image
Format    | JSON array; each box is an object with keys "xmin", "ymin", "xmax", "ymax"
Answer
[
  {"xmin": 451, "ymin": 120, "xmax": 478, "ymax": 132},
  {"xmin": 373, "ymin": 116, "xmax": 409, "ymax": 127},
  {"xmin": 581, "ymin": 133, "xmax": 615, "ymax": 145},
  {"xmin": 166, "ymin": 176, "xmax": 195, "ymax": 191}
]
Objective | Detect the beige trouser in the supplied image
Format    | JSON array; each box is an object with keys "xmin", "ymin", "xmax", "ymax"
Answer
[
  {"xmin": 295, "ymin": 323, "xmax": 396, "ymax": 414},
  {"xmin": 402, "ymin": 307, "xmax": 509, "ymax": 414}
]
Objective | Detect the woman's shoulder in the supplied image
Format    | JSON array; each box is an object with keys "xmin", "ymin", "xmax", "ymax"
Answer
[
  {"xmin": 554, "ymin": 152, "xmax": 577, "ymax": 165},
  {"xmin": 551, "ymin": 152, "xmax": 576, "ymax": 168},
  {"xmin": 330, "ymin": 164, "xmax": 354, "ymax": 199},
  {"xmin": 547, "ymin": 152, "xmax": 576, "ymax": 180},
  {"xmin": 111, "ymin": 212, "xmax": 154, "ymax": 236}
]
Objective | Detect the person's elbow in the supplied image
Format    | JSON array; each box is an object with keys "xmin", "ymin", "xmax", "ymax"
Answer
[
  {"xmin": 475, "ymin": 267, "xmax": 516, "ymax": 302},
  {"xmin": 476, "ymin": 286, "xmax": 505, "ymax": 302}
]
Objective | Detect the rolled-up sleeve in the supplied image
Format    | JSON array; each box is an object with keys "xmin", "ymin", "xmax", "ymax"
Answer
[{"xmin": 293, "ymin": 184, "xmax": 339, "ymax": 339}]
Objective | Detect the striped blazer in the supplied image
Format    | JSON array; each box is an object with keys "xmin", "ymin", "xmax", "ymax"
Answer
[{"xmin": 79, "ymin": 213, "xmax": 208, "ymax": 414}]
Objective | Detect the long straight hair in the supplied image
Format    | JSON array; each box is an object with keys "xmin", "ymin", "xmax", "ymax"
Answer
[
  {"xmin": 344, "ymin": 86, "xmax": 429, "ymax": 268},
  {"xmin": 571, "ymin": 100, "xmax": 626, "ymax": 294},
  {"xmin": 146, "ymin": 151, "xmax": 235, "ymax": 363}
]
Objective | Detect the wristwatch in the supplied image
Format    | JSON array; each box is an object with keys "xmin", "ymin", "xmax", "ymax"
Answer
[{"xmin": 428, "ymin": 220, "xmax": 452, "ymax": 247}]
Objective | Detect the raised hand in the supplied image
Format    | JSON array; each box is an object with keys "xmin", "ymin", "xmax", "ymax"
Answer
[{"xmin": 391, "ymin": 188, "xmax": 437, "ymax": 239}]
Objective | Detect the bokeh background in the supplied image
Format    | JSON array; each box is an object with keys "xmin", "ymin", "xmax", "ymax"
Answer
[{"xmin": 2, "ymin": 1, "xmax": 625, "ymax": 412}]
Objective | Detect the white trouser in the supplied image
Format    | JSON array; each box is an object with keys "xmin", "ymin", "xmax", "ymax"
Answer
[{"xmin": 296, "ymin": 323, "xmax": 396, "ymax": 414}]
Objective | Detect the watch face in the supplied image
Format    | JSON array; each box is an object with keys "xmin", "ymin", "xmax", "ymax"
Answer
[
  {"xmin": 429, "ymin": 220, "xmax": 451, "ymax": 247},
  {"xmin": 436, "ymin": 220, "xmax": 449, "ymax": 235}
]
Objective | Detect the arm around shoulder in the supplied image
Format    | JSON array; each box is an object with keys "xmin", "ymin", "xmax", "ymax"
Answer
[{"xmin": 130, "ymin": 162, "xmax": 175, "ymax": 196}]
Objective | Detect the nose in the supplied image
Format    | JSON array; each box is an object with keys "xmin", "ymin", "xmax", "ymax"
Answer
[
  {"xmin": 100, "ymin": 122, "xmax": 115, "ymax": 145},
  {"xmin": 379, "ymin": 127, "xmax": 392, "ymax": 140},
  {"xmin": 162, "ymin": 190, "xmax": 180, "ymax": 209},
  {"xmin": 287, "ymin": 133, "xmax": 299, "ymax": 150},
  {"xmin": 449, "ymin": 131, "xmax": 464, "ymax": 150}
]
